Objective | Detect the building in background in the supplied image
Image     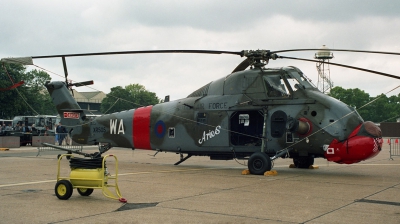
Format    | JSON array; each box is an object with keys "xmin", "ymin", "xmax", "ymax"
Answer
[{"xmin": 72, "ymin": 90, "xmax": 106, "ymax": 115}]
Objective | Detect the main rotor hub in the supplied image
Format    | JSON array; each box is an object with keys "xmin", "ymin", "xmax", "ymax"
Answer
[
  {"xmin": 241, "ymin": 49, "xmax": 278, "ymax": 68},
  {"xmin": 242, "ymin": 49, "xmax": 270, "ymax": 59}
]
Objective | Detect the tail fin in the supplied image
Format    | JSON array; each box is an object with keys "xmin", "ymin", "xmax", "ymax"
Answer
[{"xmin": 45, "ymin": 81, "xmax": 85, "ymax": 127}]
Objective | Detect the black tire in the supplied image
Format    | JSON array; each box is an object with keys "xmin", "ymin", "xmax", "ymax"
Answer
[
  {"xmin": 293, "ymin": 156, "xmax": 314, "ymax": 168},
  {"xmin": 248, "ymin": 152, "xmax": 272, "ymax": 175},
  {"xmin": 77, "ymin": 188, "xmax": 94, "ymax": 196},
  {"xmin": 55, "ymin": 180, "xmax": 73, "ymax": 200}
]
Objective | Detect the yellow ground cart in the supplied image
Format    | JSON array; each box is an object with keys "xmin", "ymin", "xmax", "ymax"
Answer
[{"xmin": 49, "ymin": 143, "xmax": 127, "ymax": 203}]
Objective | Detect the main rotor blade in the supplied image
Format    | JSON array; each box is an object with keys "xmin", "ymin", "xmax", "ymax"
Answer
[
  {"xmin": 231, "ymin": 58, "xmax": 252, "ymax": 73},
  {"xmin": 272, "ymin": 48, "xmax": 400, "ymax": 56},
  {"xmin": 1, "ymin": 57, "xmax": 33, "ymax": 65},
  {"xmin": 31, "ymin": 50, "xmax": 242, "ymax": 59},
  {"xmin": 278, "ymin": 55, "xmax": 400, "ymax": 80}
]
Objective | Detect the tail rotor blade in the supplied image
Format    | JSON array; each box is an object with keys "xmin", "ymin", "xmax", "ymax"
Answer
[{"xmin": 68, "ymin": 80, "xmax": 94, "ymax": 87}]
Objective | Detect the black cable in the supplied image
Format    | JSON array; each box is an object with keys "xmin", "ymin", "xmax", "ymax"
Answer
[
  {"xmin": 231, "ymin": 148, "xmax": 247, "ymax": 166},
  {"xmin": 69, "ymin": 157, "xmax": 105, "ymax": 169}
]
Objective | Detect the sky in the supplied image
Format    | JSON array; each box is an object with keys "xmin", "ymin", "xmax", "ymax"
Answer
[{"xmin": 1, "ymin": 0, "xmax": 400, "ymax": 101}]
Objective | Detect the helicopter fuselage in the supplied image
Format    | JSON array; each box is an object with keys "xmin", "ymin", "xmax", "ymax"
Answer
[{"xmin": 46, "ymin": 65, "xmax": 382, "ymax": 172}]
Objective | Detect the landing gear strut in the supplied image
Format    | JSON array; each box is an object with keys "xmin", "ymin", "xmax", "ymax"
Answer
[{"xmin": 174, "ymin": 153, "xmax": 192, "ymax": 165}]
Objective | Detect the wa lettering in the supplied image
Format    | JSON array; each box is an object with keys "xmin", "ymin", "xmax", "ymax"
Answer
[{"xmin": 110, "ymin": 119, "xmax": 125, "ymax": 134}]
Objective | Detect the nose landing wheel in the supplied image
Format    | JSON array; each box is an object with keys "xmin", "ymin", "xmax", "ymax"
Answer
[{"xmin": 248, "ymin": 152, "xmax": 272, "ymax": 175}]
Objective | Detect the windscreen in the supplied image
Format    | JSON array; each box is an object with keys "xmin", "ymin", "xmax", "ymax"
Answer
[
  {"xmin": 263, "ymin": 75, "xmax": 289, "ymax": 97},
  {"xmin": 284, "ymin": 69, "xmax": 315, "ymax": 91},
  {"xmin": 262, "ymin": 68, "xmax": 315, "ymax": 98}
]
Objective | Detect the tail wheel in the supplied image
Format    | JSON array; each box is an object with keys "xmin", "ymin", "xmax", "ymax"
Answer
[
  {"xmin": 55, "ymin": 180, "xmax": 73, "ymax": 200},
  {"xmin": 248, "ymin": 152, "xmax": 272, "ymax": 175},
  {"xmin": 293, "ymin": 156, "xmax": 314, "ymax": 168},
  {"xmin": 77, "ymin": 188, "xmax": 94, "ymax": 196}
]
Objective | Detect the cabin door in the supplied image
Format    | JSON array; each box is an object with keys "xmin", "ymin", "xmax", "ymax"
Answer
[{"xmin": 229, "ymin": 110, "xmax": 264, "ymax": 147}]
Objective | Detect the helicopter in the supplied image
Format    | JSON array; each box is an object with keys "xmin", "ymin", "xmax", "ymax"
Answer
[{"xmin": 2, "ymin": 48, "xmax": 399, "ymax": 175}]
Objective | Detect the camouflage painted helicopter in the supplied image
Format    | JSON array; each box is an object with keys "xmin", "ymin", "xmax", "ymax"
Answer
[{"xmin": 2, "ymin": 49, "xmax": 399, "ymax": 175}]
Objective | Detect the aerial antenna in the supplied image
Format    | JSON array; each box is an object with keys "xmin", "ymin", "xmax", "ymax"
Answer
[{"xmin": 314, "ymin": 45, "xmax": 334, "ymax": 93}]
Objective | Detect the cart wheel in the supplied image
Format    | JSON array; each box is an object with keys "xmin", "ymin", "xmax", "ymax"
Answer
[
  {"xmin": 57, "ymin": 154, "xmax": 61, "ymax": 159},
  {"xmin": 77, "ymin": 188, "xmax": 94, "ymax": 196},
  {"xmin": 55, "ymin": 180, "xmax": 73, "ymax": 200}
]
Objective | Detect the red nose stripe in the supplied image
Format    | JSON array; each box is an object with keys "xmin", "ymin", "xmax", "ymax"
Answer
[
  {"xmin": 133, "ymin": 106, "xmax": 152, "ymax": 150},
  {"xmin": 326, "ymin": 123, "xmax": 382, "ymax": 164},
  {"xmin": 326, "ymin": 136, "xmax": 381, "ymax": 164}
]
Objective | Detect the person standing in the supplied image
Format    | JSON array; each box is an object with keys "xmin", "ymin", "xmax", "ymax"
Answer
[
  {"xmin": 54, "ymin": 124, "xmax": 59, "ymax": 144},
  {"xmin": 5, "ymin": 124, "xmax": 13, "ymax": 131},
  {"xmin": 21, "ymin": 123, "xmax": 30, "ymax": 132},
  {"xmin": 56, "ymin": 122, "xmax": 67, "ymax": 145},
  {"xmin": 31, "ymin": 124, "xmax": 37, "ymax": 134},
  {"xmin": 15, "ymin": 123, "xmax": 21, "ymax": 131}
]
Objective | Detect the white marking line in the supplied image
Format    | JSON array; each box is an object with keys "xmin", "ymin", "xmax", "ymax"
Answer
[
  {"xmin": 0, "ymin": 168, "xmax": 213, "ymax": 188},
  {"xmin": 0, "ymin": 180, "xmax": 55, "ymax": 188},
  {"xmin": 1, "ymin": 164, "xmax": 398, "ymax": 188}
]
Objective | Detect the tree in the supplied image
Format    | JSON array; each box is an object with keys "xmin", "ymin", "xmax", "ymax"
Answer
[
  {"xmin": 385, "ymin": 94, "xmax": 400, "ymax": 121},
  {"xmin": 100, "ymin": 84, "xmax": 160, "ymax": 114},
  {"xmin": 329, "ymin": 86, "xmax": 371, "ymax": 120},
  {"xmin": 23, "ymin": 69, "xmax": 57, "ymax": 115},
  {"xmin": 125, "ymin": 84, "xmax": 159, "ymax": 107},
  {"xmin": 0, "ymin": 63, "xmax": 29, "ymax": 118},
  {"xmin": 329, "ymin": 87, "xmax": 370, "ymax": 108},
  {"xmin": 100, "ymin": 86, "xmax": 132, "ymax": 113},
  {"xmin": 367, "ymin": 94, "xmax": 389, "ymax": 122},
  {"xmin": 368, "ymin": 94, "xmax": 400, "ymax": 122},
  {"xmin": 329, "ymin": 86, "xmax": 400, "ymax": 122},
  {"xmin": 0, "ymin": 64, "xmax": 56, "ymax": 118}
]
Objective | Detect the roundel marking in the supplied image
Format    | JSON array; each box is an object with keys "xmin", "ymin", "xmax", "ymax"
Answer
[{"xmin": 155, "ymin": 120, "xmax": 166, "ymax": 138}]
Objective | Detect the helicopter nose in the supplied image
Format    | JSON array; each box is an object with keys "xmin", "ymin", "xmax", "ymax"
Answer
[{"xmin": 325, "ymin": 121, "xmax": 383, "ymax": 164}]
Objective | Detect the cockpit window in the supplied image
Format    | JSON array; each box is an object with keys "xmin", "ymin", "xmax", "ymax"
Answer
[
  {"xmin": 285, "ymin": 70, "xmax": 314, "ymax": 91},
  {"xmin": 263, "ymin": 75, "xmax": 288, "ymax": 97},
  {"xmin": 262, "ymin": 68, "xmax": 315, "ymax": 98}
]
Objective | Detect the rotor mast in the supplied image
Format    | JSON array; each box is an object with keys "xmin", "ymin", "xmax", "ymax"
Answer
[{"xmin": 314, "ymin": 45, "xmax": 334, "ymax": 93}]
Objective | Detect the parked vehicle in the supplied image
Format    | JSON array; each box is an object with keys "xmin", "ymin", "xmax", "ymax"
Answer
[{"xmin": 3, "ymin": 115, "xmax": 57, "ymax": 145}]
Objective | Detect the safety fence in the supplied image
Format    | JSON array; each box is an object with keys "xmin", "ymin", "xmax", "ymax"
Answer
[
  {"xmin": 37, "ymin": 133, "xmax": 83, "ymax": 156},
  {"xmin": 388, "ymin": 138, "xmax": 400, "ymax": 160}
]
